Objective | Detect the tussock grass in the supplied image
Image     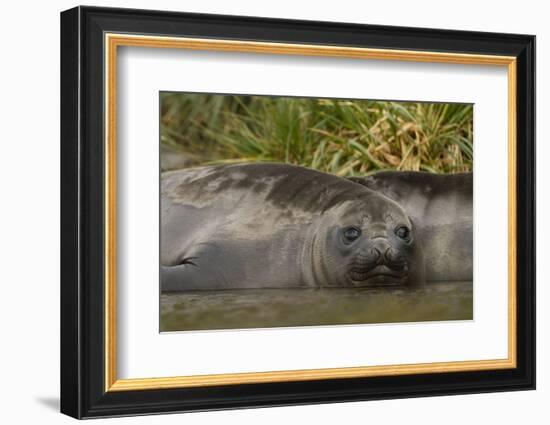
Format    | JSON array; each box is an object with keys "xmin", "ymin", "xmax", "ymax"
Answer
[{"xmin": 160, "ymin": 93, "xmax": 473, "ymax": 176}]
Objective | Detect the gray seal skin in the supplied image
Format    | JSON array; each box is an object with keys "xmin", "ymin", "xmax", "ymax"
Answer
[
  {"xmin": 161, "ymin": 163, "xmax": 425, "ymax": 291},
  {"xmin": 348, "ymin": 171, "xmax": 472, "ymax": 282}
]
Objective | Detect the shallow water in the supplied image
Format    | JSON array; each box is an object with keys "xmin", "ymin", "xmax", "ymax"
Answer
[{"xmin": 160, "ymin": 282, "xmax": 472, "ymax": 332}]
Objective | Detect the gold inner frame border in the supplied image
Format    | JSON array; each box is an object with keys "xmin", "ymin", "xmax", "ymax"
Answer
[{"xmin": 104, "ymin": 33, "xmax": 517, "ymax": 392}]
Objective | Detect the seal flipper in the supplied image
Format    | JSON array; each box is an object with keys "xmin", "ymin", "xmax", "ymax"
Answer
[
  {"xmin": 161, "ymin": 260, "xmax": 227, "ymax": 292},
  {"xmin": 161, "ymin": 250, "xmax": 234, "ymax": 291},
  {"xmin": 161, "ymin": 264, "xmax": 202, "ymax": 292}
]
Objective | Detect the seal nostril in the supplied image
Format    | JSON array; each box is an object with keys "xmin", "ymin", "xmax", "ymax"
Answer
[
  {"xmin": 384, "ymin": 248, "xmax": 406, "ymax": 270},
  {"xmin": 384, "ymin": 247, "xmax": 393, "ymax": 262},
  {"xmin": 370, "ymin": 248, "xmax": 381, "ymax": 263}
]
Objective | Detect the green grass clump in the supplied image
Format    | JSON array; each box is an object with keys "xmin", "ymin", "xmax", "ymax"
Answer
[{"xmin": 160, "ymin": 93, "xmax": 473, "ymax": 176}]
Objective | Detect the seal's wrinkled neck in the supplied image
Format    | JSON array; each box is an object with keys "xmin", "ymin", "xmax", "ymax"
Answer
[
  {"xmin": 299, "ymin": 214, "xmax": 326, "ymax": 287},
  {"xmin": 300, "ymin": 207, "xmax": 349, "ymax": 288}
]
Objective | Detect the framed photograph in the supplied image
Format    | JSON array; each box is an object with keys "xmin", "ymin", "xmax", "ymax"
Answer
[{"xmin": 60, "ymin": 6, "xmax": 535, "ymax": 419}]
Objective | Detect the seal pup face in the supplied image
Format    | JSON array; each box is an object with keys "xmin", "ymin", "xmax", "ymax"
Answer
[{"xmin": 318, "ymin": 195, "xmax": 424, "ymax": 288}]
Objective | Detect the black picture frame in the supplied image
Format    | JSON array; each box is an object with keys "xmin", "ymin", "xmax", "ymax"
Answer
[{"xmin": 60, "ymin": 5, "xmax": 535, "ymax": 419}]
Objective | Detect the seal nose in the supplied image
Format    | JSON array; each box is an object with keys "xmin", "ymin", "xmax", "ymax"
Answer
[
  {"xmin": 371, "ymin": 238, "xmax": 392, "ymax": 265},
  {"xmin": 370, "ymin": 239, "xmax": 406, "ymax": 271},
  {"xmin": 355, "ymin": 239, "xmax": 406, "ymax": 273},
  {"xmin": 367, "ymin": 248, "xmax": 381, "ymax": 263}
]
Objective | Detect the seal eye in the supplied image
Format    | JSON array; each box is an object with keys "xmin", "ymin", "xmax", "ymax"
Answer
[
  {"xmin": 395, "ymin": 225, "xmax": 411, "ymax": 240},
  {"xmin": 343, "ymin": 226, "xmax": 361, "ymax": 243}
]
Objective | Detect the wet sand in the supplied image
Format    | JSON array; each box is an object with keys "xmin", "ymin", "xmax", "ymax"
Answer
[{"xmin": 160, "ymin": 282, "xmax": 473, "ymax": 332}]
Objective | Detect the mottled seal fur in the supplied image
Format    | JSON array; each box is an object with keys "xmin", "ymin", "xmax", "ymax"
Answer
[
  {"xmin": 348, "ymin": 171, "xmax": 473, "ymax": 282},
  {"xmin": 161, "ymin": 163, "xmax": 425, "ymax": 291}
]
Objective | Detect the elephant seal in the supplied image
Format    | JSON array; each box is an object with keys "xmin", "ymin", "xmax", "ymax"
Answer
[
  {"xmin": 161, "ymin": 163, "xmax": 425, "ymax": 291},
  {"xmin": 348, "ymin": 171, "xmax": 472, "ymax": 282}
]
